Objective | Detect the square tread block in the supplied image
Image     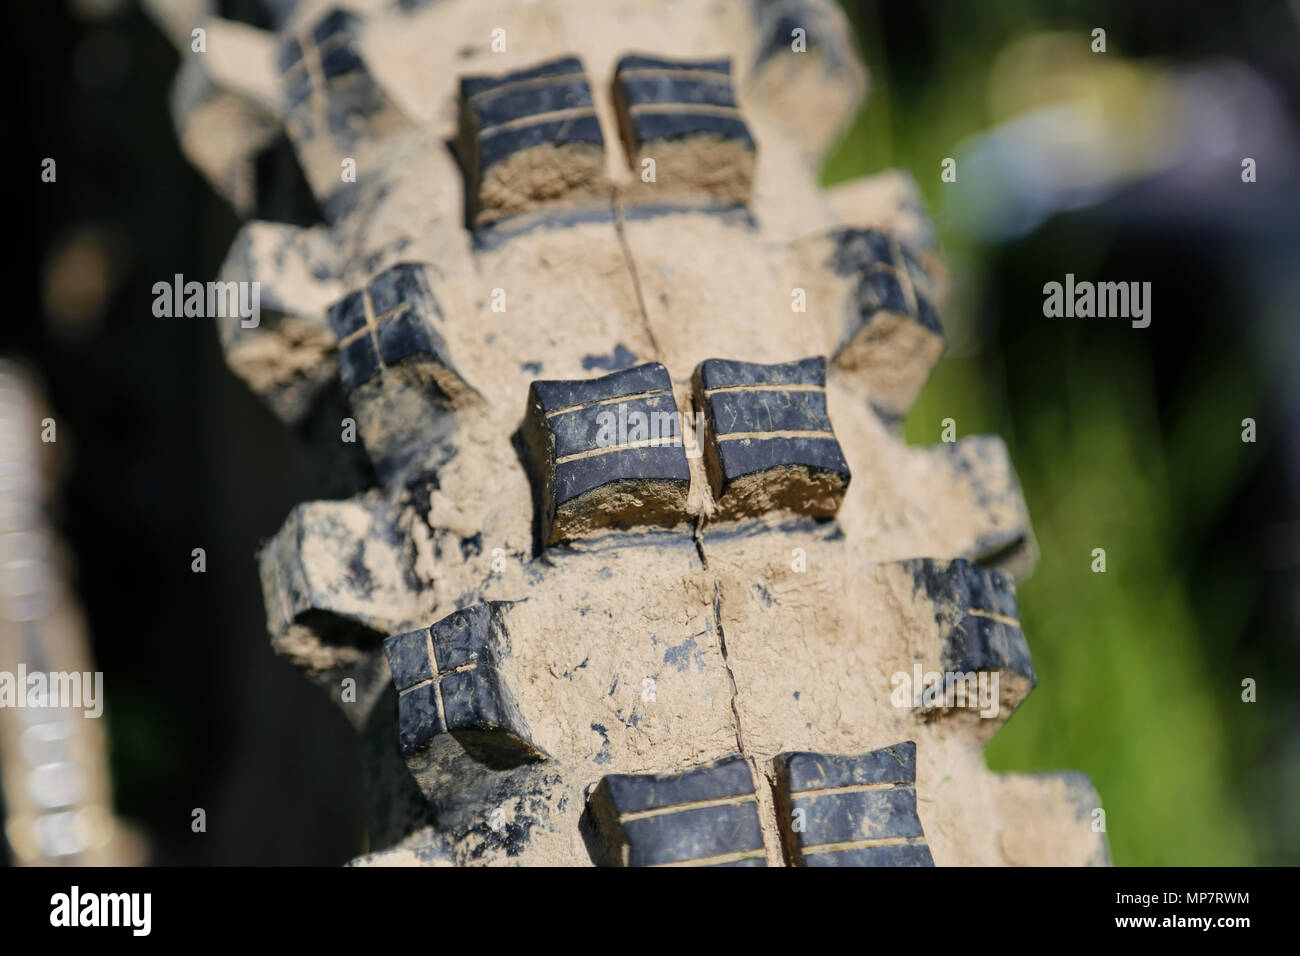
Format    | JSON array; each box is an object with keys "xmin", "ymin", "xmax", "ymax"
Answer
[
  {"xmin": 458, "ymin": 56, "xmax": 607, "ymax": 229},
  {"xmin": 692, "ymin": 356, "xmax": 850, "ymax": 520},
  {"xmin": 774, "ymin": 743, "xmax": 934, "ymax": 867},
  {"xmin": 587, "ymin": 754, "xmax": 766, "ymax": 866},
  {"xmin": 903, "ymin": 557, "xmax": 1035, "ymax": 688},
  {"xmin": 612, "ymin": 54, "xmax": 755, "ymax": 207},
  {"xmin": 829, "ymin": 228, "xmax": 945, "ymax": 419},
  {"xmin": 523, "ymin": 362, "xmax": 691, "ymax": 545},
  {"xmin": 325, "ymin": 262, "xmax": 471, "ymax": 401},
  {"xmin": 384, "ymin": 603, "xmax": 542, "ymax": 767}
]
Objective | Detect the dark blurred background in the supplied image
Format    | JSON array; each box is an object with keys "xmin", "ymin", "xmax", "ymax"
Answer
[{"xmin": 11, "ymin": 0, "xmax": 1299, "ymax": 864}]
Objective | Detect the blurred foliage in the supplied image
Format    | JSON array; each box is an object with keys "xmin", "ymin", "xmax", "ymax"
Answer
[{"xmin": 825, "ymin": 1, "xmax": 1276, "ymax": 863}]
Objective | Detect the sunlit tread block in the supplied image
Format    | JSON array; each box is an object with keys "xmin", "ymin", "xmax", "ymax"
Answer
[
  {"xmin": 523, "ymin": 362, "xmax": 691, "ymax": 545},
  {"xmin": 829, "ymin": 228, "xmax": 944, "ymax": 419},
  {"xmin": 587, "ymin": 754, "xmax": 766, "ymax": 867},
  {"xmin": 325, "ymin": 261, "xmax": 471, "ymax": 402},
  {"xmin": 903, "ymin": 557, "xmax": 1035, "ymax": 687},
  {"xmin": 693, "ymin": 356, "xmax": 849, "ymax": 520},
  {"xmin": 384, "ymin": 603, "xmax": 542, "ymax": 766},
  {"xmin": 612, "ymin": 54, "xmax": 755, "ymax": 206},
  {"xmin": 774, "ymin": 743, "xmax": 934, "ymax": 867},
  {"xmin": 458, "ymin": 56, "xmax": 607, "ymax": 229}
]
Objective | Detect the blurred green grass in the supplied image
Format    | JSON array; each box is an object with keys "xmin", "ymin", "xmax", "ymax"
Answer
[{"xmin": 824, "ymin": 2, "xmax": 1264, "ymax": 864}]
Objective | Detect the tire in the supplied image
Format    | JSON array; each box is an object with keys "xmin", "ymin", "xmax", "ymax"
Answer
[{"xmin": 149, "ymin": 0, "xmax": 1109, "ymax": 867}]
